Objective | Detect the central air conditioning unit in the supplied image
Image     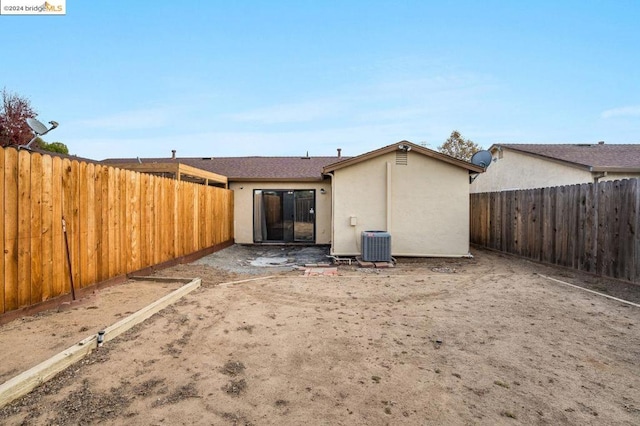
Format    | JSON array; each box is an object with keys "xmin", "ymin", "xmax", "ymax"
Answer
[{"xmin": 361, "ymin": 231, "xmax": 392, "ymax": 262}]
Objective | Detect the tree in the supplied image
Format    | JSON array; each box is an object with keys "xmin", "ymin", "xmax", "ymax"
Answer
[
  {"xmin": 0, "ymin": 88, "xmax": 37, "ymax": 147},
  {"xmin": 437, "ymin": 130, "xmax": 481, "ymax": 162},
  {"xmin": 0, "ymin": 89, "xmax": 70, "ymax": 154},
  {"xmin": 38, "ymin": 140, "xmax": 69, "ymax": 155}
]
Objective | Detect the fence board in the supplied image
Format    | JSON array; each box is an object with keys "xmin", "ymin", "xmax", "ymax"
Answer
[
  {"xmin": 144, "ymin": 173, "xmax": 154, "ymax": 269},
  {"xmin": 152, "ymin": 177, "xmax": 160, "ymax": 265},
  {"xmin": 30, "ymin": 153, "xmax": 43, "ymax": 304},
  {"xmin": 78, "ymin": 162, "xmax": 90, "ymax": 287},
  {"xmin": 0, "ymin": 148, "xmax": 234, "ymax": 315},
  {"xmin": 199, "ymin": 186, "xmax": 206, "ymax": 248},
  {"xmin": 581, "ymin": 184, "xmax": 595, "ymax": 273},
  {"xmin": 130, "ymin": 172, "xmax": 141, "ymax": 272},
  {"xmin": 87, "ymin": 163, "xmax": 98, "ymax": 286},
  {"xmin": 61, "ymin": 159, "xmax": 73, "ymax": 296},
  {"xmin": 4, "ymin": 149, "xmax": 19, "ymax": 312},
  {"xmin": 119, "ymin": 168, "xmax": 128, "ymax": 275},
  {"xmin": 471, "ymin": 179, "xmax": 640, "ymax": 283},
  {"xmin": 173, "ymin": 180, "xmax": 179, "ymax": 259},
  {"xmin": 634, "ymin": 179, "xmax": 640, "ymax": 283},
  {"xmin": 51, "ymin": 157, "xmax": 64, "ymax": 298},
  {"xmin": 190, "ymin": 185, "xmax": 197, "ymax": 253},
  {"xmin": 618, "ymin": 180, "xmax": 633, "ymax": 281},
  {"xmin": 568, "ymin": 185, "xmax": 578, "ymax": 269},
  {"xmin": 0, "ymin": 151, "xmax": 4, "ymax": 313},
  {"xmin": 609, "ymin": 181, "xmax": 622, "ymax": 278},
  {"xmin": 541, "ymin": 187, "xmax": 553, "ymax": 264},
  {"xmin": 597, "ymin": 182, "xmax": 612, "ymax": 277},
  {"xmin": 139, "ymin": 173, "xmax": 148, "ymax": 269},
  {"xmin": 554, "ymin": 186, "xmax": 566, "ymax": 266},
  {"xmin": 70, "ymin": 161, "xmax": 81, "ymax": 292},
  {"xmin": 17, "ymin": 150, "xmax": 32, "ymax": 308},
  {"xmin": 96, "ymin": 165, "xmax": 108, "ymax": 282},
  {"xmin": 41, "ymin": 154, "xmax": 53, "ymax": 302},
  {"xmin": 108, "ymin": 167, "xmax": 118, "ymax": 277},
  {"xmin": 534, "ymin": 189, "xmax": 543, "ymax": 261}
]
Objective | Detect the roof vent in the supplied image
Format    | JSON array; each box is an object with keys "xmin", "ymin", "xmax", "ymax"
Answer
[
  {"xmin": 598, "ymin": 141, "xmax": 605, "ymax": 145},
  {"xmin": 396, "ymin": 151, "xmax": 408, "ymax": 165}
]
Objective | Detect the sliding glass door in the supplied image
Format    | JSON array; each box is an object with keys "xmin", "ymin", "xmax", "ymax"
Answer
[{"xmin": 253, "ymin": 190, "xmax": 315, "ymax": 243}]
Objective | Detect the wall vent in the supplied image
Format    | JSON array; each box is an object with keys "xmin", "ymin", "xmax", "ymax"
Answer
[
  {"xmin": 396, "ymin": 151, "xmax": 408, "ymax": 165},
  {"xmin": 361, "ymin": 231, "xmax": 392, "ymax": 262}
]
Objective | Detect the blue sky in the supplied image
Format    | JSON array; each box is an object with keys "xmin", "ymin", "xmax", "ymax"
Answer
[{"xmin": 1, "ymin": 1, "xmax": 639, "ymax": 160}]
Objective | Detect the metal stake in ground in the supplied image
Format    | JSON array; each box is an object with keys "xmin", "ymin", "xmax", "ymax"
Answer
[{"xmin": 62, "ymin": 217, "xmax": 76, "ymax": 301}]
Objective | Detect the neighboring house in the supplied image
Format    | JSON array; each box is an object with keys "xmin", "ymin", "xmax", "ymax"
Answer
[
  {"xmin": 105, "ymin": 141, "xmax": 483, "ymax": 257},
  {"xmin": 471, "ymin": 143, "xmax": 640, "ymax": 193}
]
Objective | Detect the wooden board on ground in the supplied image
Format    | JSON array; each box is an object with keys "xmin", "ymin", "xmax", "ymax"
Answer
[{"xmin": 0, "ymin": 277, "xmax": 200, "ymax": 408}]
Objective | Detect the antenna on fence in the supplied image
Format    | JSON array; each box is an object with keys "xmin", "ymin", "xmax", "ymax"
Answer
[{"xmin": 20, "ymin": 117, "xmax": 59, "ymax": 150}]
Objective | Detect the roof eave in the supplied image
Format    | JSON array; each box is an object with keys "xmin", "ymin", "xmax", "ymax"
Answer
[
  {"xmin": 590, "ymin": 167, "xmax": 640, "ymax": 173},
  {"xmin": 323, "ymin": 141, "xmax": 484, "ymax": 174},
  {"xmin": 228, "ymin": 177, "xmax": 327, "ymax": 183}
]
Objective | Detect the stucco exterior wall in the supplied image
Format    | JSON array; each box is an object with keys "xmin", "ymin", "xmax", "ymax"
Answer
[
  {"xmin": 331, "ymin": 151, "xmax": 471, "ymax": 257},
  {"xmin": 471, "ymin": 149, "xmax": 640, "ymax": 193},
  {"xmin": 229, "ymin": 181, "xmax": 332, "ymax": 244},
  {"xmin": 470, "ymin": 149, "xmax": 594, "ymax": 193}
]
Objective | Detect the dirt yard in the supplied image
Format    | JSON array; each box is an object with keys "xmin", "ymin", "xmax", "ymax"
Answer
[{"xmin": 0, "ymin": 247, "xmax": 638, "ymax": 425}]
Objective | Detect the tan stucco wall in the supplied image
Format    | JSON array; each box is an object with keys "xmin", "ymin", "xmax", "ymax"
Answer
[
  {"xmin": 330, "ymin": 151, "xmax": 471, "ymax": 257},
  {"xmin": 230, "ymin": 181, "xmax": 332, "ymax": 244},
  {"xmin": 471, "ymin": 149, "xmax": 595, "ymax": 193}
]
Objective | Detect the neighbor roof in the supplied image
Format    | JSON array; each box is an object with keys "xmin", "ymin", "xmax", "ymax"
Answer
[
  {"xmin": 493, "ymin": 143, "xmax": 640, "ymax": 172},
  {"xmin": 103, "ymin": 155, "xmax": 349, "ymax": 181}
]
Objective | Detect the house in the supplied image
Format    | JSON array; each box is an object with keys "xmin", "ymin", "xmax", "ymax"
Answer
[
  {"xmin": 471, "ymin": 143, "xmax": 640, "ymax": 193},
  {"xmin": 104, "ymin": 141, "xmax": 483, "ymax": 257},
  {"xmin": 322, "ymin": 142, "xmax": 483, "ymax": 257}
]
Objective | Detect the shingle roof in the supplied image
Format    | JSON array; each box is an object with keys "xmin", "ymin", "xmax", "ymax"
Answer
[
  {"xmin": 102, "ymin": 156, "xmax": 350, "ymax": 181},
  {"xmin": 104, "ymin": 140, "xmax": 486, "ymax": 180},
  {"xmin": 494, "ymin": 143, "xmax": 640, "ymax": 171}
]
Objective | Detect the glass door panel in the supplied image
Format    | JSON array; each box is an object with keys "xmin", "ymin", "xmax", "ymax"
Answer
[{"xmin": 294, "ymin": 190, "xmax": 315, "ymax": 242}]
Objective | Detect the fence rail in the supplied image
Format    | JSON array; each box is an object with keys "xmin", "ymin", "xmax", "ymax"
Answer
[
  {"xmin": 470, "ymin": 179, "xmax": 639, "ymax": 284},
  {"xmin": 1, "ymin": 147, "xmax": 234, "ymax": 315}
]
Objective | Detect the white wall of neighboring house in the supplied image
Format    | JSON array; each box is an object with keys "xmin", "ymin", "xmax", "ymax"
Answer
[
  {"xmin": 330, "ymin": 150, "xmax": 471, "ymax": 257},
  {"xmin": 471, "ymin": 149, "xmax": 593, "ymax": 193}
]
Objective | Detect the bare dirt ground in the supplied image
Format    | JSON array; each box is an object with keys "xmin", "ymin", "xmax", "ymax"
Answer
[
  {"xmin": 0, "ymin": 280, "xmax": 182, "ymax": 385},
  {"xmin": 1, "ymin": 247, "xmax": 639, "ymax": 425}
]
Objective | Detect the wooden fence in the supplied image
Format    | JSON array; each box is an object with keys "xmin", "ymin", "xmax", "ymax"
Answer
[
  {"xmin": 1, "ymin": 147, "xmax": 234, "ymax": 315},
  {"xmin": 470, "ymin": 179, "xmax": 639, "ymax": 284}
]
